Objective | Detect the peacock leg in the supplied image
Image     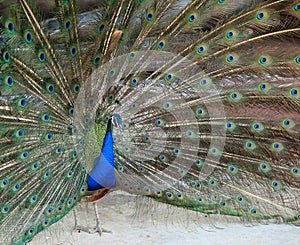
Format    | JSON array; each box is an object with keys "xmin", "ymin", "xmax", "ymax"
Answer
[
  {"xmin": 92, "ymin": 202, "xmax": 112, "ymax": 235},
  {"xmin": 73, "ymin": 208, "xmax": 93, "ymax": 233},
  {"xmin": 73, "ymin": 204, "xmax": 112, "ymax": 235}
]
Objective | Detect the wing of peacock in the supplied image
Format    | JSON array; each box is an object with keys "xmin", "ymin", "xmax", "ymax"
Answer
[{"xmin": 0, "ymin": 0, "xmax": 300, "ymax": 244}]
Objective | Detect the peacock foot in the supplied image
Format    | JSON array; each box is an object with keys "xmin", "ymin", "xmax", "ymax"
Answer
[
  {"xmin": 74, "ymin": 225, "xmax": 112, "ymax": 236},
  {"xmin": 74, "ymin": 224, "xmax": 112, "ymax": 235},
  {"xmin": 73, "ymin": 203, "xmax": 112, "ymax": 236}
]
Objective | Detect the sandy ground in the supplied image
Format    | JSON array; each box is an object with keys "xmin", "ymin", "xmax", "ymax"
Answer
[{"xmin": 29, "ymin": 191, "xmax": 300, "ymax": 245}]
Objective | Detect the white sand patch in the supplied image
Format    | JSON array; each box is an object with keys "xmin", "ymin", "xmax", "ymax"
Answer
[{"xmin": 30, "ymin": 191, "xmax": 300, "ymax": 245}]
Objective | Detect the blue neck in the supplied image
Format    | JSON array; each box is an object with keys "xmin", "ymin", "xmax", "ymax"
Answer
[{"xmin": 87, "ymin": 119, "xmax": 115, "ymax": 190}]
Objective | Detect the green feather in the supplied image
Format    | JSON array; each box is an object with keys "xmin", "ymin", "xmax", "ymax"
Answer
[{"xmin": 0, "ymin": 0, "xmax": 300, "ymax": 244}]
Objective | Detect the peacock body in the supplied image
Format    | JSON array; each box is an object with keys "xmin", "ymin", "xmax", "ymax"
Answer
[{"xmin": 0, "ymin": 0, "xmax": 299, "ymax": 244}]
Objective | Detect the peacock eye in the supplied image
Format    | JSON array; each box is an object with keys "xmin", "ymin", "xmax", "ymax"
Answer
[
  {"xmin": 2, "ymin": 51, "xmax": 10, "ymax": 62},
  {"xmin": 260, "ymin": 57, "xmax": 267, "ymax": 64},
  {"xmin": 99, "ymin": 24, "xmax": 105, "ymax": 32},
  {"xmin": 165, "ymin": 74, "xmax": 172, "ymax": 81},
  {"xmin": 157, "ymin": 41, "xmax": 164, "ymax": 49},
  {"xmin": 38, "ymin": 51, "xmax": 46, "ymax": 61},
  {"xmin": 147, "ymin": 13, "xmax": 153, "ymax": 21},
  {"xmin": 189, "ymin": 14, "xmax": 195, "ymax": 23},
  {"xmin": 227, "ymin": 31, "xmax": 233, "ymax": 39},
  {"xmin": 257, "ymin": 12, "xmax": 264, "ymax": 20},
  {"xmin": 65, "ymin": 19, "xmax": 71, "ymax": 29},
  {"xmin": 71, "ymin": 47, "xmax": 77, "ymax": 55},
  {"xmin": 291, "ymin": 88, "xmax": 298, "ymax": 96},
  {"xmin": 227, "ymin": 55, "xmax": 233, "ymax": 62}
]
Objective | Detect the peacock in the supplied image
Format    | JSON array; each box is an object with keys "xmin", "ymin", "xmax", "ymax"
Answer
[{"xmin": 0, "ymin": 0, "xmax": 299, "ymax": 244}]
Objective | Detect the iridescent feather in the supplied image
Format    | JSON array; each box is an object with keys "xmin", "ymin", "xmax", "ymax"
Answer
[{"xmin": 0, "ymin": 0, "xmax": 299, "ymax": 244}]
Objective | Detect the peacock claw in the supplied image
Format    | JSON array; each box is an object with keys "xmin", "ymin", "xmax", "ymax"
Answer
[
  {"xmin": 74, "ymin": 225, "xmax": 93, "ymax": 234},
  {"xmin": 95, "ymin": 226, "xmax": 102, "ymax": 236},
  {"xmin": 74, "ymin": 225, "xmax": 111, "ymax": 235},
  {"xmin": 95, "ymin": 226, "xmax": 112, "ymax": 235}
]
